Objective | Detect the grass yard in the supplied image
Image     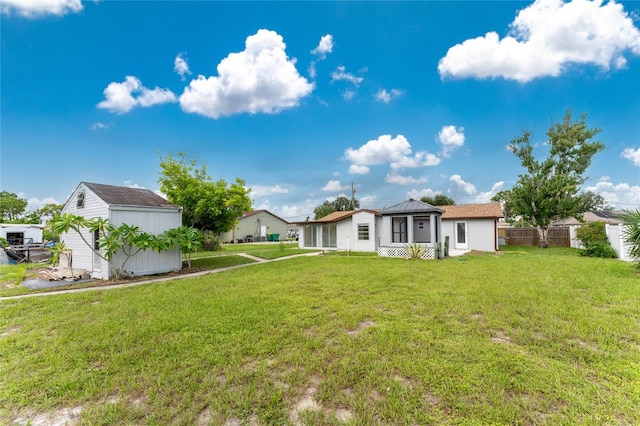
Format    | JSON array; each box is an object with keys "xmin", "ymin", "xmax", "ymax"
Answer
[{"xmin": 1, "ymin": 247, "xmax": 639, "ymax": 425}]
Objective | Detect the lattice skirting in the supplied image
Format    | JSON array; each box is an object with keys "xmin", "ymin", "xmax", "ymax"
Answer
[{"xmin": 378, "ymin": 245, "xmax": 436, "ymax": 259}]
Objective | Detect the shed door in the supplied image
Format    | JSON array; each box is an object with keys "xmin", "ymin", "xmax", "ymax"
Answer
[{"xmin": 455, "ymin": 221, "xmax": 468, "ymax": 250}]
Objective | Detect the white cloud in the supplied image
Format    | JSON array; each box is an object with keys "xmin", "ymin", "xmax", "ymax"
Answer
[
  {"xmin": 348, "ymin": 164, "xmax": 370, "ymax": 175},
  {"xmin": 586, "ymin": 177, "xmax": 640, "ymax": 209},
  {"xmin": 438, "ymin": 0, "xmax": 640, "ymax": 83},
  {"xmin": 359, "ymin": 194, "xmax": 377, "ymax": 209},
  {"xmin": 179, "ymin": 29, "xmax": 314, "ymax": 119},
  {"xmin": 123, "ymin": 180, "xmax": 144, "ymax": 189},
  {"xmin": 97, "ymin": 76, "xmax": 177, "ymax": 114},
  {"xmin": 1, "ymin": 0, "xmax": 82, "ymax": 17},
  {"xmin": 406, "ymin": 188, "xmax": 440, "ymax": 200},
  {"xmin": 374, "ymin": 88, "xmax": 403, "ymax": 103},
  {"xmin": 174, "ymin": 53, "xmax": 191, "ymax": 80},
  {"xmin": 91, "ymin": 122, "xmax": 110, "ymax": 130},
  {"xmin": 476, "ymin": 181, "xmax": 505, "ymax": 203},
  {"xmin": 331, "ymin": 66, "xmax": 363, "ymax": 86},
  {"xmin": 345, "ymin": 134, "xmax": 441, "ymax": 175},
  {"xmin": 437, "ymin": 125, "xmax": 465, "ymax": 158},
  {"xmin": 311, "ymin": 34, "xmax": 334, "ymax": 59},
  {"xmin": 449, "ymin": 174, "xmax": 477, "ymax": 195},
  {"xmin": 342, "ymin": 89, "xmax": 356, "ymax": 100},
  {"xmin": 322, "ymin": 180, "xmax": 348, "ymax": 192},
  {"xmin": 21, "ymin": 195, "xmax": 61, "ymax": 213},
  {"xmin": 622, "ymin": 147, "xmax": 640, "ymax": 166},
  {"xmin": 385, "ymin": 173, "xmax": 428, "ymax": 185},
  {"xmin": 250, "ymin": 184, "xmax": 289, "ymax": 197}
]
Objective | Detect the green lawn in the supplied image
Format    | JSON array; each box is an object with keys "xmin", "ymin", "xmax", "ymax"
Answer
[{"xmin": 1, "ymin": 247, "xmax": 639, "ymax": 425}]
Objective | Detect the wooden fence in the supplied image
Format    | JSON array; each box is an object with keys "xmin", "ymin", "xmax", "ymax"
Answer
[{"xmin": 499, "ymin": 227, "xmax": 570, "ymax": 247}]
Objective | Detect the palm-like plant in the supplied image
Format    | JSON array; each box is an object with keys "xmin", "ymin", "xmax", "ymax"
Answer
[{"xmin": 622, "ymin": 209, "xmax": 640, "ymax": 268}]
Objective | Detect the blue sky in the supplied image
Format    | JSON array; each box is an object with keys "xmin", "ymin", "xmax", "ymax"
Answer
[{"xmin": 1, "ymin": 0, "xmax": 639, "ymax": 221}]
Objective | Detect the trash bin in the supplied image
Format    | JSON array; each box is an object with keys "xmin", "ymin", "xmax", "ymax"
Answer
[
  {"xmin": 272, "ymin": 233, "xmax": 280, "ymax": 241},
  {"xmin": 267, "ymin": 233, "xmax": 273, "ymax": 241}
]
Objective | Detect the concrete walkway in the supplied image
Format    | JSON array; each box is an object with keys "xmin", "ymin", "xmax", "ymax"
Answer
[{"xmin": 0, "ymin": 252, "xmax": 320, "ymax": 301}]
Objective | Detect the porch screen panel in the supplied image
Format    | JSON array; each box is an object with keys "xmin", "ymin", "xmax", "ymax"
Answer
[
  {"xmin": 392, "ymin": 217, "xmax": 407, "ymax": 243},
  {"xmin": 303, "ymin": 225, "xmax": 317, "ymax": 248},
  {"xmin": 322, "ymin": 224, "xmax": 337, "ymax": 248}
]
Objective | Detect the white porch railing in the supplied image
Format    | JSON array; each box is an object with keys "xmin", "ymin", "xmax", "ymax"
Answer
[{"xmin": 378, "ymin": 244, "xmax": 438, "ymax": 259}]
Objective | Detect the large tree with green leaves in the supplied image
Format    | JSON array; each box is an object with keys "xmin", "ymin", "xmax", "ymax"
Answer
[
  {"xmin": 420, "ymin": 194, "xmax": 455, "ymax": 206},
  {"xmin": 0, "ymin": 191, "xmax": 28, "ymax": 222},
  {"xmin": 158, "ymin": 153, "xmax": 252, "ymax": 234},
  {"xmin": 313, "ymin": 196, "xmax": 360, "ymax": 220},
  {"xmin": 499, "ymin": 110, "xmax": 605, "ymax": 248}
]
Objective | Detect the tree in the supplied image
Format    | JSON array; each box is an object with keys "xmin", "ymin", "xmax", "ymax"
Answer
[
  {"xmin": 622, "ymin": 209, "xmax": 640, "ymax": 269},
  {"xmin": 501, "ymin": 110, "xmax": 605, "ymax": 248},
  {"xmin": 313, "ymin": 196, "xmax": 360, "ymax": 220},
  {"xmin": 0, "ymin": 191, "xmax": 28, "ymax": 222},
  {"xmin": 420, "ymin": 194, "xmax": 455, "ymax": 206},
  {"xmin": 158, "ymin": 153, "xmax": 253, "ymax": 234}
]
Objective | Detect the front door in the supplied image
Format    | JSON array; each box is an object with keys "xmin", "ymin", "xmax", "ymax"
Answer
[{"xmin": 455, "ymin": 221, "xmax": 468, "ymax": 249}]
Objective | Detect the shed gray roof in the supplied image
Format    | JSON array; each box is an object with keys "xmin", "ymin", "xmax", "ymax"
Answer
[
  {"xmin": 83, "ymin": 182, "xmax": 178, "ymax": 209},
  {"xmin": 380, "ymin": 199, "xmax": 444, "ymax": 215}
]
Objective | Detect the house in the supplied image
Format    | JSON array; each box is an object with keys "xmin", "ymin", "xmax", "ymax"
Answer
[
  {"xmin": 298, "ymin": 209, "xmax": 381, "ymax": 252},
  {"xmin": 60, "ymin": 182, "xmax": 182, "ymax": 279},
  {"xmin": 0, "ymin": 223, "xmax": 45, "ymax": 245},
  {"xmin": 219, "ymin": 209, "xmax": 289, "ymax": 243},
  {"xmin": 295, "ymin": 200, "xmax": 503, "ymax": 259},
  {"xmin": 552, "ymin": 210, "xmax": 632, "ymax": 260},
  {"xmin": 440, "ymin": 203, "xmax": 504, "ymax": 252},
  {"xmin": 378, "ymin": 199, "xmax": 444, "ymax": 259}
]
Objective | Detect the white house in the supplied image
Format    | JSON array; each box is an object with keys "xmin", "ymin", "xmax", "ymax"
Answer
[
  {"xmin": 60, "ymin": 182, "xmax": 182, "ymax": 280},
  {"xmin": 296, "ymin": 200, "xmax": 503, "ymax": 259},
  {"xmin": 0, "ymin": 223, "xmax": 45, "ymax": 245},
  {"xmin": 219, "ymin": 210, "xmax": 289, "ymax": 243},
  {"xmin": 440, "ymin": 203, "xmax": 504, "ymax": 252},
  {"xmin": 552, "ymin": 211, "xmax": 633, "ymax": 260},
  {"xmin": 298, "ymin": 209, "xmax": 381, "ymax": 252}
]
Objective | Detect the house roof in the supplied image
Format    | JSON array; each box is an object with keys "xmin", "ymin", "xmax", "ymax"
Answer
[
  {"xmin": 380, "ymin": 199, "xmax": 444, "ymax": 215},
  {"xmin": 440, "ymin": 203, "xmax": 503, "ymax": 220},
  {"xmin": 295, "ymin": 209, "xmax": 380, "ymax": 224},
  {"xmin": 82, "ymin": 182, "xmax": 178, "ymax": 209},
  {"xmin": 241, "ymin": 209, "xmax": 289, "ymax": 224},
  {"xmin": 552, "ymin": 210, "xmax": 624, "ymax": 226}
]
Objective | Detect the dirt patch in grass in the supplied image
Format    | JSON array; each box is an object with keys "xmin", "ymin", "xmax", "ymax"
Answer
[{"xmin": 347, "ymin": 320, "xmax": 375, "ymax": 335}]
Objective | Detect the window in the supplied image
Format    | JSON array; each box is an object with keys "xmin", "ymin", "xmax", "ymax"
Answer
[
  {"xmin": 77, "ymin": 191, "xmax": 85, "ymax": 208},
  {"xmin": 93, "ymin": 229, "xmax": 100, "ymax": 250},
  {"xmin": 392, "ymin": 217, "xmax": 407, "ymax": 243},
  {"xmin": 418, "ymin": 222, "xmax": 424, "ymax": 230},
  {"xmin": 358, "ymin": 224, "xmax": 369, "ymax": 240}
]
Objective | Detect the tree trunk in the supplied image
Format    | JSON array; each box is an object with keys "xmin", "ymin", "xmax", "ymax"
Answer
[{"xmin": 537, "ymin": 226, "xmax": 549, "ymax": 248}]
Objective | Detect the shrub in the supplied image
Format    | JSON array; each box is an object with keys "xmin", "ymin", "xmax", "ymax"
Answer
[
  {"xmin": 575, "ymin": 221, "xmax": 617, "ymax": 259},
  {"xmin": 405, "ymin": 243, "xmax": 427, "ymax": 259},
  {"xmin": 621, "ymin": 209, "xmax": 640, "ymax": 268},
  {"xmin": 203, "ymin": 231, "xmax": 221, "ymax": 251}
]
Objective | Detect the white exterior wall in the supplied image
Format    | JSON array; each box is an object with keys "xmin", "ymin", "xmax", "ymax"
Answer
[
  {"xmin": 109, "ymin": 207, "xmax": 182, "ymax": 276},
  {"xmin": 349, "ymin": 211, "xmax": 378, "ymax": 252},
  {"xmin": 0, "ymin": 224, "xmax": 44, "ymax": 244},
  {"xmin": 60, "ymin": 184, "xmax": 110, "ymax": 279},
  {"xmin": 606, "ymin": 224, "xmax": 633, "ymax": 262},
  {"xmin": 335, "ymin": 220, "xmax": 352, "ymax": 250},
  {"xmin": 442, "ymin": 218, "xmax": 498, "ymax": 252}
]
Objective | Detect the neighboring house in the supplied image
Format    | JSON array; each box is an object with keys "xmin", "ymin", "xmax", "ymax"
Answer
[
  {"xmin": 220, "ymin": 209, "xmax": 289, "ymax": 243},
  {"xmin": 60, "ymin": 182, "xmax": 182, "ymax": 280},
  {"xmin": 552, "ymin": 210, "xmax": 632, "ymax": 260},
  {"xmin": 295, "ymin": 200, "xmax": 503, "ymax": 259},
  {"xmin": 0, "ymin": 223, "xmax": 44, "ymax": 245},
  {"xmin": 440, "ymin": 203, "xmax": 504, "ymax": 252}
]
